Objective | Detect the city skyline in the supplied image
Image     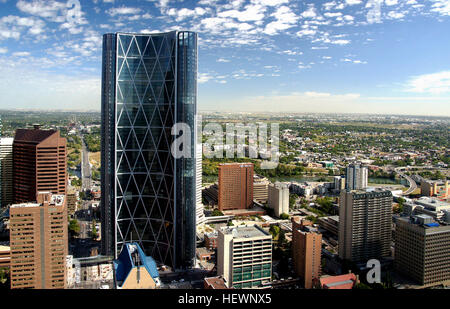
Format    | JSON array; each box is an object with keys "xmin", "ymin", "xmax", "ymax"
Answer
[{"xmin": 0, "ymin": 0, "xmax": 449, "ymax": 116}]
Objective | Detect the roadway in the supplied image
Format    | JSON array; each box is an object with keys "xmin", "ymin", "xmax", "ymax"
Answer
[
  {"xmin": 81, "ymin": 138, "xmax": 91, "ymax": 191},
  {"xmin": 395, "ymin": 167, "xmax": 418, "ymax": 195}
]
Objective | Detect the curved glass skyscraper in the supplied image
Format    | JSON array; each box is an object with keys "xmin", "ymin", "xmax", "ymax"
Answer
[{"xmin": 101, "ymin": 31, "xmax": 198, "ymax": 269}]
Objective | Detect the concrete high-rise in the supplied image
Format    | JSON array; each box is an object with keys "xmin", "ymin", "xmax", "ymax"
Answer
[
  {"xmin": 253, "ymin": 175, "xmax": 269, "ymax": 204},
  {"xmin": 195, "ymin": 143, "xmax": 205, "ymax": 225},
  {"xmin": 101, "ymin": 31, "xmax": 198, "ymax": 269},
  {"xmin": 345, "ymin": 164, "xmax": 368, "ymax": 190},
  {"xmin": 395, "ymin": 214, "xmax": 450, "ymax": 287},
  {"xmin": 9, "ymin": 192, "xmax": 67, "ymax": 289},
  {"xmin": 218, "ymin": 163, "xmax": 254, "ymax": 211},
  {"xmin": 217, "ymin": 225, "xmax": 272, "ymax": 289},
  {"xmin": 268, "ymin": 182, "xmax": 289, "ymax": 217},
  {"xmin": 0, "ymin": 137, "xmax": 13, "ymax": 208},
  {"xmin": 13, "ymin": 126, "xmax": 67, "ymax": 204},
  {"xmin": 339, "ymin": 189, "xmax": 392, "ymax": 263},
  {"xmin": 291, "ymin": 217, "xmax": 322, "ymax": 289}
]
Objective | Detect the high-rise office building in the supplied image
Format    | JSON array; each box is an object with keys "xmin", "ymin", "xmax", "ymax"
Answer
[
  {"xmin": 9, "ymin": 192, "xmax": 67, "ymax": 289},
  {"xmin": 333, "ymin": 176, "xmax": 345, "ymax": 192},
  {"xmin": 268, "ymin": 182, "xmax": 289, "ymax": 217},
  {"xmin": 339, "ymin": 189, "xmax": 392, "ymax": 263},
  {"xmin": 253, "ymin": 175, "xmax": 269, "ymax": 204},
  {"xmin": 13, "ymin": 126, "xmax": 67, "ymax": 204},
  {"xmin": 195, "ymin": 143, "xmax": 205, "ymax": 225},
  {"xmin": 345, "ymin": 164, "xmax": 368, "ymax": 190},
  {"xmin": 0, "ymin": 137, "xmax": 14, "ymax": 208},
  {"xmin": 291, "ymin": 217, "xmax": 322, "ymax": 289},
  {"xmin": 217, "ymin": 225, "xmax": 272, "ymax": 289},
  {"xmin": 395, "ymin": 214, "xmax": 450, "ymax": 287},
  {"xmin": 101, "ymin": 31, "xmax": 198, "ymax": 269},
  {"xmin": 218, "ymin": 163, "xmax": 254, "ymax": 211}
]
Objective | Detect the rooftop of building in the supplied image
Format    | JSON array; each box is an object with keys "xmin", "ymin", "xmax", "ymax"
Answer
[
  {"xmin": 423, "ymin": 179, "xmax": 448, "ymax": 185},
  {"xmin": 196, "ymin": 247, "xmax": 214, "ymax": 256},
  {"xmin": 322, "ymin": 215, "xmax": 339, "ymax": 222},
  {"xmin": 0, "ymin": 245, "xmax": 10, "ymax": 252},
  {"xmin": 219, "ymin": 162, "xmax": 254, "ymax": 167},
  {"xmin": 204, "ymin": 231, "xmax": 218, "ymax": 238},
  {"xmin": 11, "ymin": 194, "xmax": 65, "ymax": 208},
  {"xmin": 10, "ymin": 202, "xmax": 41, "ymax": 209},
  {"xmin": 348, "ymin": 188, "xmax": 393, "ymax": 197},
  {"xmin": 413, "ymin": 197, "xmax": 450, "ymax": 210},
  {"xmin": 0, "ymin": 137, "xmax": 14, "ymax": 144},
  {"xmin": 221, "ymin": 225, "xmax": 270, "ymax": 239},
  {"xmin": 204, "ymin": 276, "xmax": 230, "ymax": 289},
  {"xmin": 14, "ymin": 128, "xmax": 58, "ymax": 143},
  {"xmin": 397, "ymin": 214, "xmax": 449, "ymax": 229},
  {"xmin": 51, "ymin": 195, "xmax": 65, "ymax": 206},
  {"xmin": 320, "ymin": 274, "xmax": 357, "ymax": 289}
]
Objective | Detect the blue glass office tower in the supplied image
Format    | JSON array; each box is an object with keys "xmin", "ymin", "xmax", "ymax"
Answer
[{"xmin": 101, "ymin": 31, "xmax": 197, "ymax": 269}]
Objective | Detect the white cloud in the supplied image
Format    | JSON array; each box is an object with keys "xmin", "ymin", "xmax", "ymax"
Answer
[
  {"xmin": 218, "ymin": 4, "xmax": 266, "ymax": 22},
  {"xmin": 431, "ymin": 0, "xmax": 450, "ymax": 16},
  {"xmin": 264, "ymin": 5, "xmax": 299, "ymax": 35},
  {"xmin": 406, "ymin": 71, "xmax": 450, "ymax": 94},
  {"xmin": 107, "ymin": 6, "xmax": 141, "ymax": 16},
  {"xmin": 12, "ymin": 51, "xmax": 31, "ymax": 57},
  {"xmin": 345, "ymin": 0, "xmax": 362, "ymax": 5}
]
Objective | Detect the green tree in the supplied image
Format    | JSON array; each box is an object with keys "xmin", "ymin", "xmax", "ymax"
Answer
[
  {"xmin": 269, "ymin": 225, "xmax": 281, "ymax": 238},
  {"xmin": 0, "ymin": 267, "xmax": 9, "ymax": 287},
  {"xmin": 279, "ymin": 213, "xmax": 289, "ymax": 220},
  {"xmin": 354, "ymin": 282, "xmax": 372, "ymax": 289},
  {"xmin": 91, "ymin": 220, "xmax": 98, "ymax": 240},
  {"xmin": 211, "ymin": 209, "xmax": 224, "ymax": 217},
  {"xmin": 69, "ymin": 219, "xmax": 80, "ymax": 237}
]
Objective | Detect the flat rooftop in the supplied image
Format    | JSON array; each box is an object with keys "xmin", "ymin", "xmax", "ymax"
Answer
[
  {"xmin": 222, "ymin": 225, "xmax": 269, "ymax": 238},
  {"xmin": 414, "ymin": 197, "xmax": 450, "ymax": 210},
  {"xmin": 204, "ymin": 276, "xmax": 229, "ymax": 289},
  {"xmin": 11, "ymin": 202, "xmax": 41, "ymax": 209}
]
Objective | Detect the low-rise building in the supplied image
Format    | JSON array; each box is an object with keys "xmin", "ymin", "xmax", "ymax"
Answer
[
  {"xmin": 404, "ymin": 197, "xmax": 450, "ymax": 223},
  {"xmin": 204, "ymin": 232, "xmax": 218, "ymax": 250},
  {"xmin": 217, "ymin": 225, "xmax": 272, "ymax": 289},
  {"xmin": 317, "ymin": 216, "xmax": 339, "ymax": 236},
  {"xmin": 196, "ymin": 247, "xmax": 214, "ymax": 262},
  {"xmin": 421, "ymin": 180, "xmax": 449, "ymax": 199},
  {"xmin": 204, "ymin": 276, "xmax": 233, "ymax": 289},
  {"xmin": 114, "ymin": 242, "xmax": 160, "ymax": 289},
  {"xmin": 318, "ymin": 273, "xmax": 358, "ymax": 289}
]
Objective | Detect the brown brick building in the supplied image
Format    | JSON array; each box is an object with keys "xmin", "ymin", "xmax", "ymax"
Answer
[
  {"xmin": 218, "ymin": 163, "xmax": 253, "ymax": 211},
  {"xmin": 292, "ymin": 217, "xmax": 322, "ymax": 289},
  {"xmin": 13, "ymin": 126, "xmax": 67, "ymax": 204},
  {"xmin": 9, "ymin": 192, "xmax": 68, "ymax": 289}
]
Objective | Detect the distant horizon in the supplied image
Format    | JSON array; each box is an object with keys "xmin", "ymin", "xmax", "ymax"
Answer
[
  {"xmin": 1, "ymin": 1, "xmax": 450, "ymax": 117},
  {"xmin": 1, "ymin": 107, "xmax": 449, "ymax": 119}
]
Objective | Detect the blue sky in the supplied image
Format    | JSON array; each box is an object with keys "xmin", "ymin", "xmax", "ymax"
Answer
[{"xmin": 0, "ymin": 0, "xmax": 449, "ymax": 116}]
